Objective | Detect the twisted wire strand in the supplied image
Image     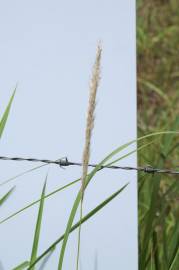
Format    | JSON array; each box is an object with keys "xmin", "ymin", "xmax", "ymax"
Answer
[{"xmin": 0, "ymin": 155, "xmax": 179, "ymax": 175}]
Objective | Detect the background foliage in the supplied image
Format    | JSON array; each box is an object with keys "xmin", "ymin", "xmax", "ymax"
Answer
[{"xmin": 138, "ymin": 0, "xmax": 179, "ymax": 269}]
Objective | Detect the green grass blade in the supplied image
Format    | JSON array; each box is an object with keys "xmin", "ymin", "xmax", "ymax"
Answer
[
  {"xmin": 105, "ymin": 140, "xmax": 154, "ymax": 167},
  {"xmin": 29, "ymin": 177, "xmax": 47, "ymax": 269},
  {"xmin": 104, "ymin": 131, "xmax": 178, "ymax": 169},
  {"xmin": 152, "ymin": 231, "xmax": 160, "ymax": 270},
  {"xmin": 168, "ymin": 222, "xmax": 179, "ymax": 270},
  {"xmin": 0, "ymin": 164, "xmax": 47, "ymax": 187},
  {"xmin": 0, "ymin": 186, "xmax": 15, "ymax": 207},
  {"xmin": 139, "ymin": 129, "xmax": 179, "ymax": 269},
  {"xmin": 0, "ymin": 179, "xmax": 79, "ymax": 225},
  {"xmin": 57, "ymin": 145, "xmax": 136, "ymax": 269},
  {"xmin": 0, "ymin": 89, "xmax": 16, "ymax": 139},
  {"xmin": 57, "ymin": 131, "xmax": 179, "ymax": 270},
  {"xmin": 0, "ymin": 131, "xmax": 177, "ymax": 189},
  {"xmin": 139, "ymin": 173, "xmax": 162, "ymax": 269},
  {"xmin": 169, "ymin": 248, "xmax": 179, "ymax": 270},
  {"xmin": 0, "ymin": 140, "xmax": 152, "ymax": 225},
  {"xmin": 12, "ymin": 261, "xmax": 29, "ymax": 270},
  {"xmin": 162, "ymin": 220, "xmax": 169, "ymax": 270},
  {"xmin": 138, "ymin": 79, "xmax": 171, "ymax": 106},
  {"xmin": 38, "ymin": 246, "xmax": 55, "ymax": 270},
  {"xmin": 0, "ymin": 158, "xmax": 63, "ymax": 187},
  {"xmin": 27, "ymin": 183, "xmax": 128, "ymax": 269},
  {"xmin": 162, "ymin": 116, "xmax": 179, "ymax": 158},
  {"xmin": 0, "ymin": 131, "xmax": 177, "ymax": 269}
]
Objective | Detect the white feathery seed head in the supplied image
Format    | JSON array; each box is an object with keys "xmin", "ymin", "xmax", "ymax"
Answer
[{"xmin": 81, "ymin": 44, "xmax": 102, "ymax": 197}]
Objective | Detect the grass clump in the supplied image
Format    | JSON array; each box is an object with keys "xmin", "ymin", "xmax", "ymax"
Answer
[{"xmin": 137, "ymin": 0, "xmax": 179, "ymax": 269}]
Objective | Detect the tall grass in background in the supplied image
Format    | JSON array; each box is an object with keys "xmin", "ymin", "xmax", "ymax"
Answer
[{"xmin": 137, "ymin": 0, "xmax": 179, "ymax": 269}]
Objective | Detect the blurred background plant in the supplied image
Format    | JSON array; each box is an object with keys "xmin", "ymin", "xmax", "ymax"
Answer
[{"xmin": 137, "ymin": 0, "xmax": 179, "ymax": 269}]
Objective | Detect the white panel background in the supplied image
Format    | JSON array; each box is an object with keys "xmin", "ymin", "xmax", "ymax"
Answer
[{"xmin": 0, "ymin": 1, "xmax": 137, "ymax": 269}]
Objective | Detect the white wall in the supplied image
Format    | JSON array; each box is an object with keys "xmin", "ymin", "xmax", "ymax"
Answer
[{"xmin": 0, "ymin": 1, "xmax": 137, "ymax": 269}]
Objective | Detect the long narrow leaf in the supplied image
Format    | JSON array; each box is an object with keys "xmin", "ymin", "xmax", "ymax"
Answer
[
  {"xmin": 0, "ymin": 186, "xmax": 15, "ymax": 207},
  {"xmin": 0, "ymin": 131, "xmax": 177, "ymax": 188},
  {"xmin": 29, "ymin": 178, "xmax": 47, "ymax": 269},
  {"xmin": 139, "ymin": 128, "xmax": 179, "ymax": 269},
  {"xmin": 162, "ymin": 116, "xmax": 179, "ymax": 158},
  {"xmin": 168, "ymin": 222, "xmax": 179, "ymax": 270},
  {"xmin": 105, "ymin": 140, "xmax": 154, "ymax": 167},
  {"xmin": 58, "ymin": 131, "xmax": 179, "ymax": 270},
  {"xmin": 0, "ymin": 141, "xmax": 150, "ymax": 225},
  {"xmin": 0, "ymin": 179, "xmax": 79, "ymax": 225},
  {"xmin": 0, "ymin": 89, "xmax": 16, "ymax": 139},
  {"xmin": 0, "ymin": 164, "xmax": 46, "ymax": 187},
  {"xmin": 12, "ymin": 261, "xmax": 29, "ymax": 270},
  {"xmin": 169, "ymin": 247, "xmax": 179, "ymax": 270},
  {"xmin": 0, "ymin": 157, "xmax": 64, "ymax": 187},
  {"xmin": 27, "ymin": 183, "xmax": 128, "ymax": 269},
  {"xmin": 38, "ymin": 247, "xmax": 55, "ymax": 270}
]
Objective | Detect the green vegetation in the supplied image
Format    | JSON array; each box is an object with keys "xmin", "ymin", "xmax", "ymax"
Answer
[
  {"xmin": 1, "ymin": 3, "xmax": 179, "ymax": 267},
  {"xmin": 138, "ymin": 0, "xmax": 179, "ymax": 269},
  {"xmin": 0, "ymin": 89, "xmax": 138, "ymax": 269},
  {"xmin": 29, "ymin": 178, "xmax": 47, "ymax": 269},
  {"xmin": 0, "ymin": 90, "xmax": 16, "ymax": 207}
]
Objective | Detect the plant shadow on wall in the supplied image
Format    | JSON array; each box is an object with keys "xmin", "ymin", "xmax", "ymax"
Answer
[{"xmin": 138, "ymin": 0, "xmax": 179, "ymax": 269}]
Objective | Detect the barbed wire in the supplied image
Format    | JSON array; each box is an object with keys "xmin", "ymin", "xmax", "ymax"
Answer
[{"xmin": 0, "ymin": 155, "xmax": 179, "ymax": 175}]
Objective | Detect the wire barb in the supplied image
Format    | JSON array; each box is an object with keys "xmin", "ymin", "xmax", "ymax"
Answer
[{"xmin": 0, "ymin": 155, "xmax": 179, "ymax": 175}]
